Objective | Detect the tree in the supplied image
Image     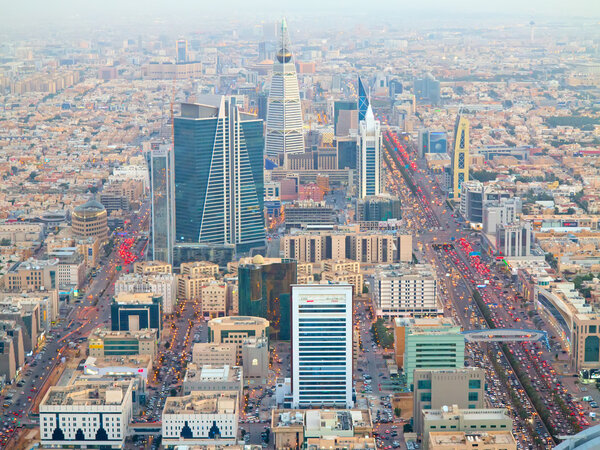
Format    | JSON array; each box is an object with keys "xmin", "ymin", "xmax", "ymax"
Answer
[
  {"xmin": 403, "ymin": 423, "xmax": 413, "ymax": 433},
  {"xmin": 0, "ymin": 238, "xmax": 11, "ymax": 246},
  {"xmin": 28, "ymin": 171, "xmax": 38, "ymax": 182},
  {"xmin": 394, "ymin": 407, "xmax": 401, "ymax": 417},
  {"xmin": 362, "ymin": 283, "xmax": 369, "ymax": 294}
]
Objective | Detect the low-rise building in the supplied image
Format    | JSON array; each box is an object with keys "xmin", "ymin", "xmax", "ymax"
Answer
[
  {"xmin": 422, "ymin": 406, "xmax": 513, "ymax": 449},
  {"xmin": 133, "ymin": 260, "xmax": 172, "ymax": 275},
  {"xmin": 208, "ymin": 316, "xmax": 269, "ymax": 363},
  {"xmin": 39, "ymin": 378, "xmax": 135, "ymax": 449},
  {"xmin": 82, "ymin": 355, "xmax": 153, "ymax": 381},
  {"xmin": 162, "ymin": 391, "xmax": 238, "ymax": 447},
  {"xmin": 241, "ymin": 336, "xmax": 269, "ymax": 384},
  {"xmin": 88, "ymin": 328, "xmax": 158, "ymax": 359},
  {"xmin": 429, "ymin": 431, "xmax": 517, "ymax": 450},
  {"xmin": 115, "ymin": 272, "xmax": 177, "ymax": 314},
  {"xmin": 192, "ymin": 343, "xmax": 237, "ymax": 366},
  {"xmin": 182, "ymin": 364, "xmax": 243, "ymax": 398},
  {"xmin": 272, "ymin": 409, "xmax": 373, "ymax": 450}
]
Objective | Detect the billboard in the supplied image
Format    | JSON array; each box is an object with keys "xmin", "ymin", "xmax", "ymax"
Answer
[{"xmin": 429, "ymin": 132, "xmax": 447, "ymax": 154}]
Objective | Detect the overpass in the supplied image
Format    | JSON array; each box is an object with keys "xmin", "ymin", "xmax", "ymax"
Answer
[
  {"xmin": 130, "ymin": 422, "xmax": 162, "ymax": 435},
  {"xmin": 462, "ymin": 328, "xmax": 550, "ymax": 349}
]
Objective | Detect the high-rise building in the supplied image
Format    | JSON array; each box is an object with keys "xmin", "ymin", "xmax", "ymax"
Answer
[
  {"xmin": 265, "ymin": 18, "xmax": 304, "ymax": 166},
  {"xmin": 413, "ymin": 74, "xmax": 441, "ymax": 105},
  {"xmin": 238, "ymin": 256, "xmax": 297, "ymax": 341},
  {"xmin": 358, "ymin": 106, "xmax": 383, "ymax": 199},
  {"xmin": 358, "ymin": 76, "xmax": 369, "ymax": 122},
  {"xmin": 174, "ymin": 98, "xmax": 265, "ymax": 255},
  {"xmin": 356, "ymin": 194, "xmax": 402, "ymax": 222},
  {"xmin": 176, "ymin": 39, "xmax": 188, "ymax": 63},
  {"xmin": 451, "ymin": 114, "xmax": 470, "ymax": 200},
  {"xmin": 291, "ymin": 284, "xmax": 353, "ymax": 408},
  {"xmin": 150, "ymin": 143, "xmax": 175, "ymax": 265}
]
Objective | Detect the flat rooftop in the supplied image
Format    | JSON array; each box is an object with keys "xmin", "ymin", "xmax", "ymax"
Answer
[
  {"xmin": 184, "ymin": 364, "xmax": 242, "ymax": 382},
  {"xmin": 429, "ymin": 431, "xmax": 516, "ymax": 446},
  {"xmin": 89, "ymin": 327, "xmax": 157, "ymax": 339},
  {"xmin": 41, "ymin": 379, "xmax": 133, "ymax": 407},
  {"xmin": 163, "ymin": 392, "xmax": 238, "ymax": 415}
]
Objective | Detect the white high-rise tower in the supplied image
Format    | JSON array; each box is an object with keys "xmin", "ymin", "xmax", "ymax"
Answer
[
  {"xmin": 358, "ymin": 105, "xmax": 383, "ymax": 199},
  {"xmin": 265, "ymin": 18, "xmax": 304, "ymax": 167}
]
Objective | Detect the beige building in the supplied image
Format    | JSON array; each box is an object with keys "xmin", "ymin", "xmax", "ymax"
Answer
[
  {"xmin": 429, "ymin": 431, "xmax": 517, "ymax": 450},
  {"xmin": 133, "ymin": 260, "xmax": 172, "ymax": 275},
  {"xmin": 162, "ymin": 391, "xmax": 238, "ymax": 447},
  {"xmin": 272, "ymin": 409, "xmax": 373, "ymax": 450},
  {"xmin": 192, "ymin": 343, "xmax": 237, "ymax": 366},
  {"xmin": 177, "ymin": 273, "xmax": 215, "ymax": 302},
  {"xmin": 282, "ymin": 231, "xmax": 412, "ymax": 264},
  {"xmin": 180, "ymin": 261, "xmax": 219, "ymax": 277},
  {"xmin": 0, "ymin": 321, "xmax": 24, "ymax": 380},
  {"xmin": 88, "ymin": 328, "xmax": 158, "ymax": 359},
  {"xmin": 422, "ymin": 406, "xmax": 513, "ymax": 449},
  {"xmin": 413, "ymin": 368, "xmax": 486, "ymax": 436},
  {"xmin": 71, "ymin": 199, "xmax": 109, "ymax": 243},
  {"xmin": 3, "ymin": 258, "xmax": 58, "ymax": 291},
  {"xmin": 322, "ymin": 259, "xmax": 360, "ymax": 273},
  {"xmin": 200, "ymin": 280, "xmax": 228, "ymax": 317},
  {"xmin": 142, "ymin": 62, "xmax": 203, "ymax": 80},
  {"xmin": 322, "ymin": 270, "xmax": 364, "ymax": 296},
  {"xmin": 208, "ymin": 316, "xmax": 269, "ymax": 363},
  {"xmin": 182, "ymin": 364, "xmax": 243, "ymax": 398},
  {"xmin": 241, "ymin": 336, "xmax": 269, "ymax": 383}
]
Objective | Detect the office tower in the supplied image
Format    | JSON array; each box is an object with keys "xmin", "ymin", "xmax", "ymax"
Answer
[
  {"xmin": 336, "ymin": 137, "xmax": 358, "ymax": 169},
  {"xmin": 358, "ymin": 105, "xmax": 383, "ymax": 199},
  {"xmin": 358, "ymin": 76, "xmax": 369, "ymax": 122},
  {"xmin": 419, "ymin": 129, "xmax": 448, "ymax": 158},
  {"xmin": 150, "ymin": 143, "xmax": 175, "ymax": 265},
  {"xmin": 393, "ymin": 317, "xmax": 465, "ymax": 386},
  {"xmin": 333, "ymin": 100, "xmax": 357, "ymax": 136},
  {"xmin": 413, "ymin": 74, "xmax": 441, "ymax": 105},
  {"xmin": 110, "ymin": 293, "xmax": 163, "ymax": 338},
  {"xmin": 356, "ymin": 194, "xmax": 402, "ymax": 222},
  {"xmin": 265, "ymin": 18, "xmax": 304, "ymax": 167},
  {"xmin": 451, "ymin": 114, "xmax": 469, "ymax": 200},
  {"xmin": 176, "ymin": 39, "xmax": 188, "ymax": 63},
  {"xmin": 389, "ymin": 78, "xmax": 403, "ymax": 98},
  {"xmin": 291, "ymin": 284, "xmax": 353, "ymax": 408},
  {"xmin": 174, "ymin": 98, "xmax": 265, "ymax": 255},
  {"xmin": 238, "ymin": 256, "xmax": 297, "ymax": 340}
]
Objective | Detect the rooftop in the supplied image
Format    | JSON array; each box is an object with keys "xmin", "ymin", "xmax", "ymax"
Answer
[
  {"xmin": 88, "ymin": 327, "xmax": 157, "ymax": 340},
  {"xmin": 429, "ymin": 431, "xmax": 516, "ymax": 447},
  {"xmin": 41, "ymin": 379, "xmax": 133, "ymax": 408},
  {"xmin": 163, "ymin": 392, "xmax": 238, "ymax": 415},
  {"xmin": 184, "ymin": 364, "xmax": 242, "ymax": 383}
]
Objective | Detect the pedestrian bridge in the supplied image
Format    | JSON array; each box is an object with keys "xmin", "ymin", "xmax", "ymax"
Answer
[
  {"xmin": 130, "ymin": 422, "xmax": 162, "ymax": 435},
  {"xmin": 462, "ymin": 328, "xmax": 548, "ymax": 345}
]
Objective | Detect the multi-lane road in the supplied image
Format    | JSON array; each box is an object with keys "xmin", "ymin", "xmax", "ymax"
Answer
[{"xmin": 0, "ymin": 202, "xmax": 150, "ymax": 448}]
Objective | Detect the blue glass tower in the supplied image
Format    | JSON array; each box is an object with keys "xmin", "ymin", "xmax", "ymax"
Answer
[
  {"xmin": 358, "ymin": 76, "xmax": 369, "ymax": 122},
  {"xmin": 174, "ymin": 97, "xmax": 265, "ymax": 254}
]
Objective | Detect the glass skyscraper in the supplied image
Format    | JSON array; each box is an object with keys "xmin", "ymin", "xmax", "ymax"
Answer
[
  {"xmin": 174, "ymin": 97, "xmax": 265, "ymax": 255},
  {"xmin": 150, "ymin": 143, "xmax": 175, "ymax": 264},
  {"xmin": 358, "ymin": 75, "xmax": 369, "ymax": 122},
  {"xmin": 238, "ymin": 258, "xmax": 297, "ymax": 341}
]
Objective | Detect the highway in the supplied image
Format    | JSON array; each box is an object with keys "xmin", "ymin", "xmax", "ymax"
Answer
[{"xmin": 379, "ymin": 121, "xmax": 569, "ymax": 449}]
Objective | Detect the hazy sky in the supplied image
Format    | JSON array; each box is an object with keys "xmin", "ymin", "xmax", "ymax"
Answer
[{"xmin": 1, "ymin": 0, "xmax": 599, "ymax": 36}]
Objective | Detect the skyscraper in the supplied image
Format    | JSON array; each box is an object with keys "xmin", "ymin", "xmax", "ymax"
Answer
[
  {"xmin": 150, "ymin": 143, "xmax": 175, "ymax": 265},
  {"xmin": 358, "ymin": 105, "xmax": 383, "ymax": 199},
  {"xmin": 176, "ymin": 39, "xmax": 188, "ymax": 63},
  {"xmin": 358, "ymin": 76, "xmax": 369, "ymax": 122},
  {"xmin": 451, "ymin": 114, "xmax": 470, "ymax": 200},
  {"xmin": 174, "ymin": 98, "xmax": 265, "ymax": 255},
  {"xmin": 291, "ymin": 283, "xmax": 354, "ymax": 408},
  {"xmin": 265, "ymin": 18, "xmax": 304, "ymax": 167}
]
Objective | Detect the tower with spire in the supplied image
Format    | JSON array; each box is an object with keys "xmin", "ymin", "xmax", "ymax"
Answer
[
  {"xmin": 265, "ymin": 18, "xmax": 305, "ymax": 167},
  {"xmin": 358, "ymin": 104, "xmax": 383, "ymax": 199}
]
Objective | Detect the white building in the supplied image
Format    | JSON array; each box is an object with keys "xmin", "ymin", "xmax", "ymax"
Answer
[
  {"xmin": 162, "ymin": 391, "xmax": 238, "ymax": 446},
  {"xmin": 265, "ymin": 18, "xmax": 305, "ymax": 166},
  {"xmin": 40, "ymin": 379, "xmax": 134, "ymax": 449},
  {"xmin": 371, "ymin": 264, "xmax": 440, "ymax": 317},
  {"xmin": 358, "ymin": 105, "xmax": 383, "ymax": 199},
  {"xmin": 291, "ymin": 283, "xmax": 353, "ymax": 408},
  {"xmin": 114, "ymin": 272, "xmax": 177, "ymax": 314}
]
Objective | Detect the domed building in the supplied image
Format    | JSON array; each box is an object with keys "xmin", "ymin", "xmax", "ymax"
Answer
[{"xmin": 72, "ymin": 199, "xmax": 109, "ymax": 243}]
